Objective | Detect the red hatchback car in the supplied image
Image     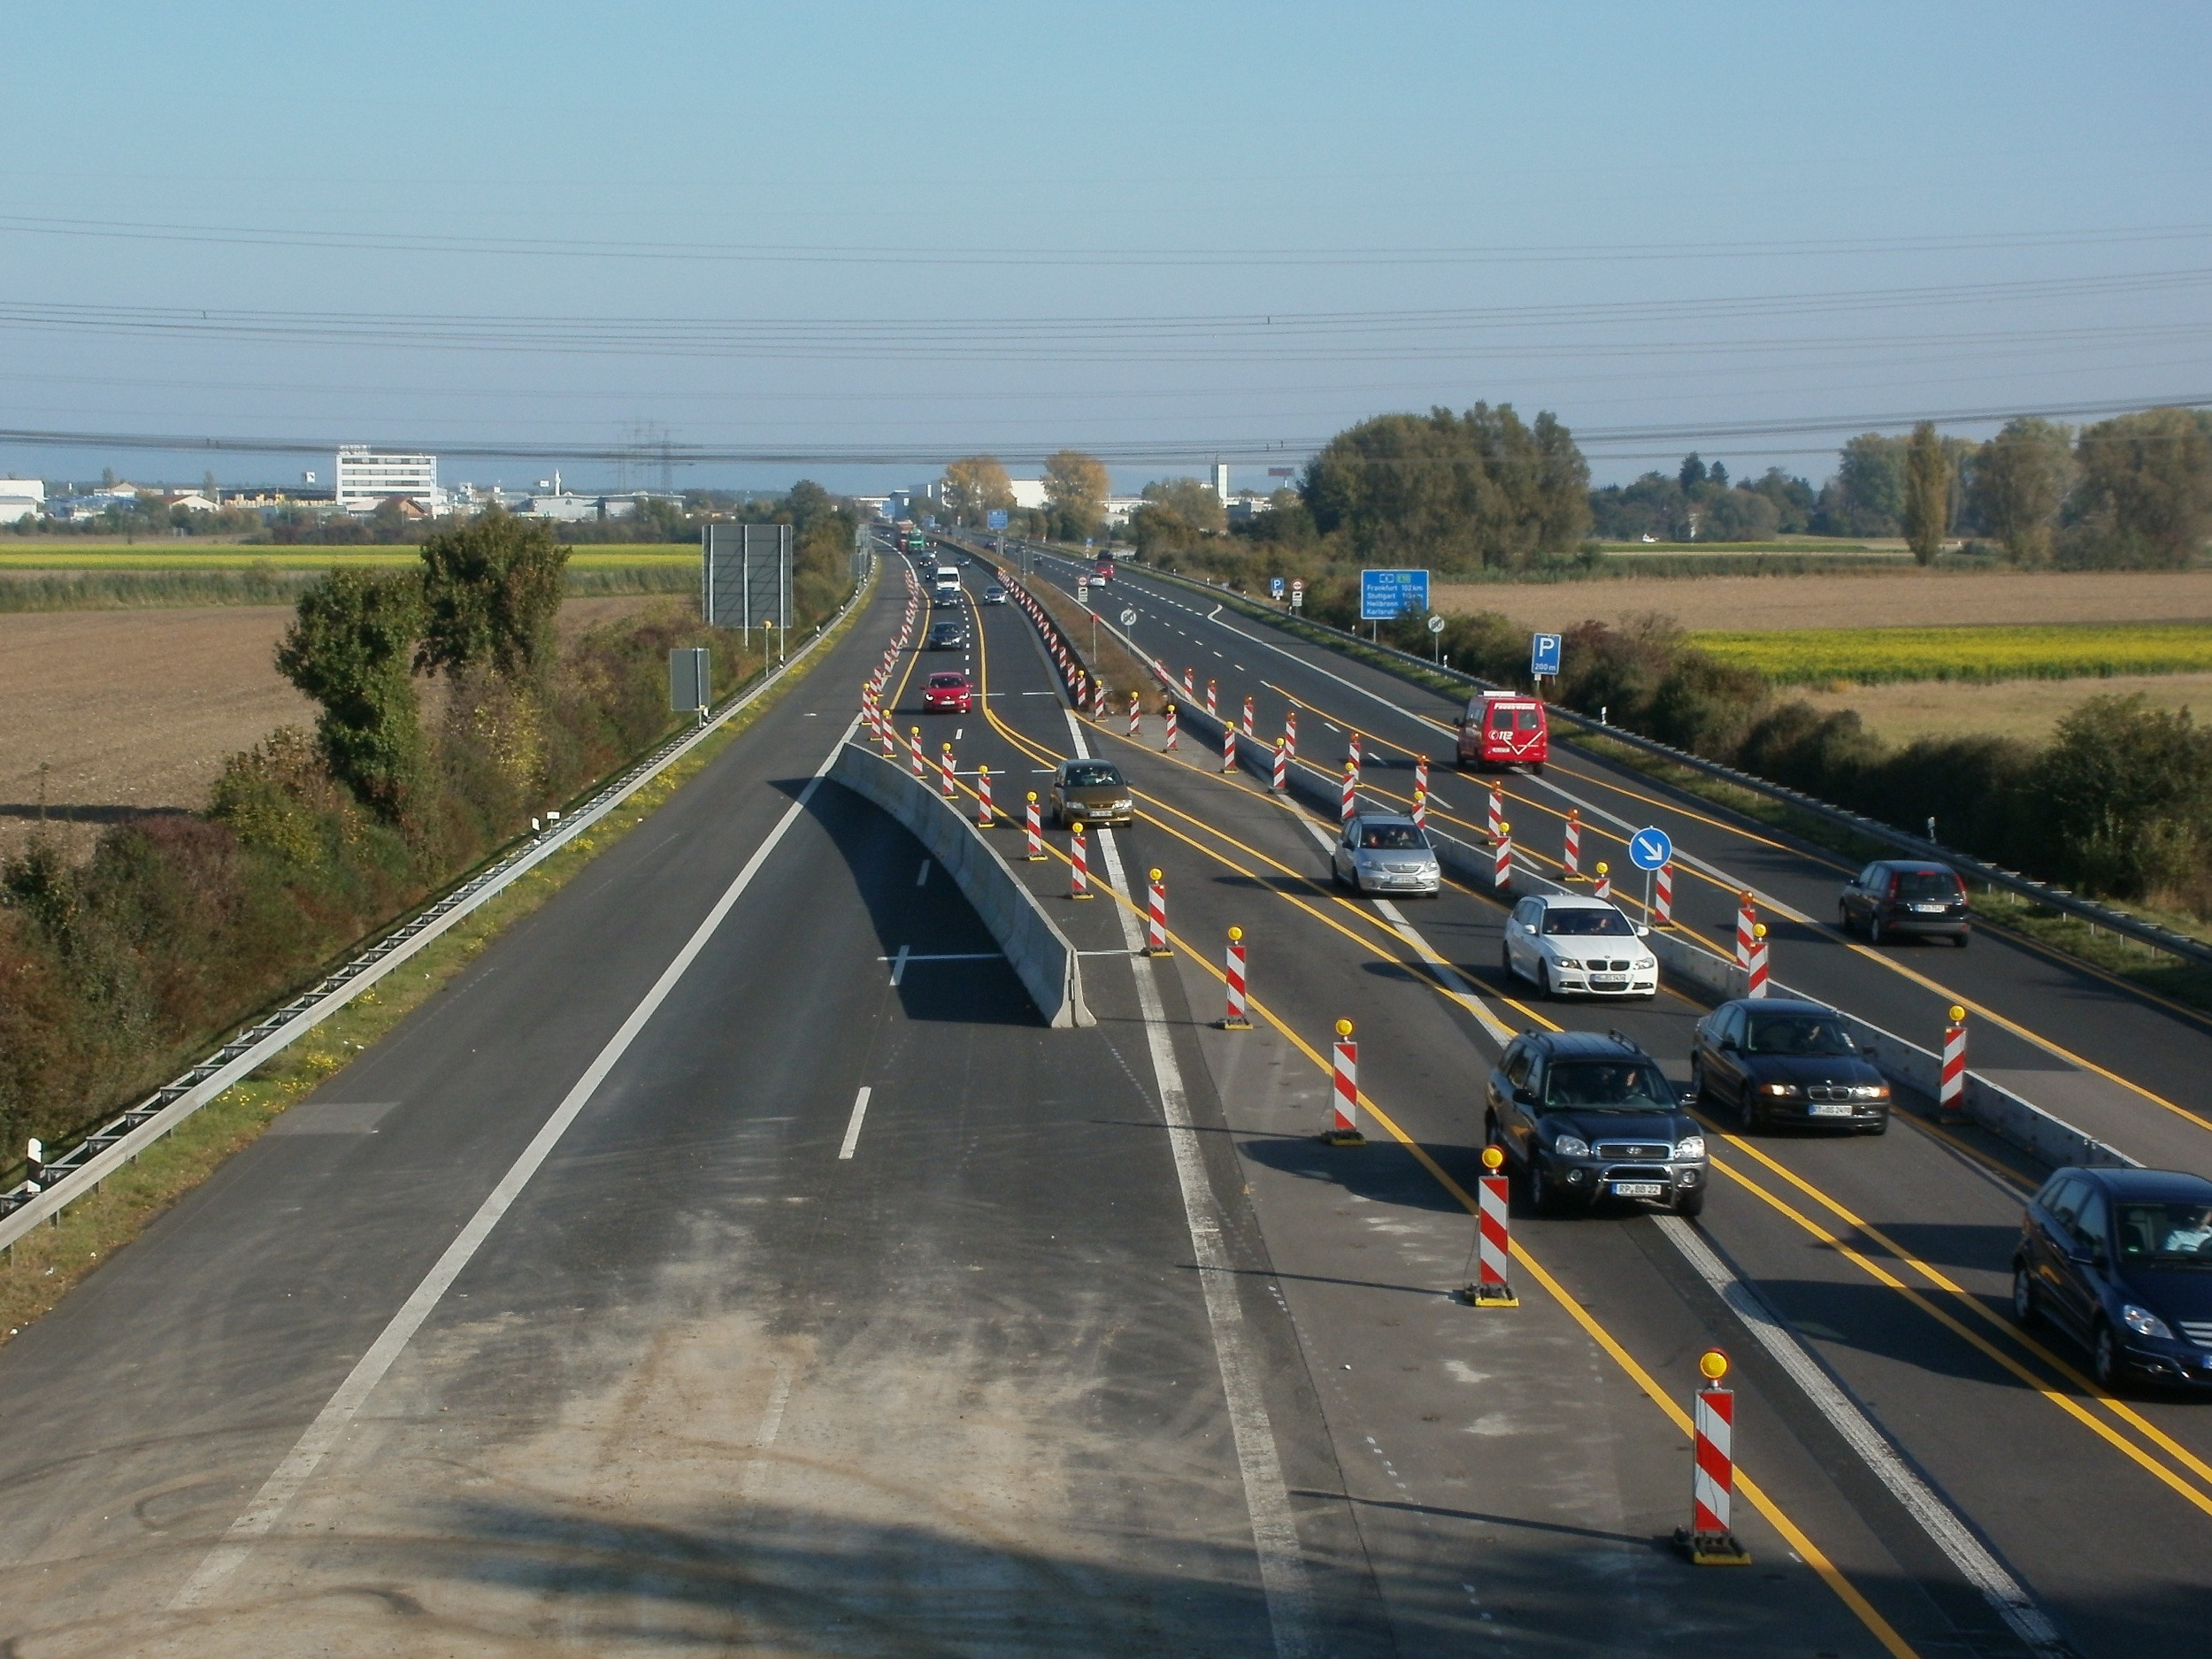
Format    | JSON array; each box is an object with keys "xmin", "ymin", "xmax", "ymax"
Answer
[
  {"xmin": 1456, "ymin": 691, "xmax": 1549, "ymax": 772},
  {"xmin": 923, "ymin": 671, "xmax": 974, "ymax": 713}
]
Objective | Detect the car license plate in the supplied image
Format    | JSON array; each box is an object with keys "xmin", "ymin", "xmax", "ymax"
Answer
[
  {"xmin": 1809, "ymin": 1102, "xmax": 1853, "ymax": 1118},
  {"xmin": 1610, "ymin": 1181, "xmax": 1664, "ymax": 1198},
  {"xmin": 1592, "ymin": 976, "xmax": 1625, "ymax": 987},
  {"xmin": 1913, "ymin": 902, "xmax": 1948, "ymax": 914}
]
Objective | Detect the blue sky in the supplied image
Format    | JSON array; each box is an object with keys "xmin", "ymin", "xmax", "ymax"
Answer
[{"xmin": 4, "ymin": 1, "xmax": 2208, "ymax": 495}]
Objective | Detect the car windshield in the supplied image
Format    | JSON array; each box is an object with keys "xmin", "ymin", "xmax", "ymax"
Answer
[
  {"xmin": 2115, "ymin": 1200, "xmax": 2212, "ymax": 1263},
  {"xmin": 1894, "ymin": 870, "xmax": 1958, "ymax": 900},
  {"xmin": 1545, "ymin": 1061, "xmax": 1675, "ymax": 1112},
  {"xmin": 1544, "ymin": 908, "xmax": 1632, "ymax": 937},
  {"xmin": 1360, "ymin": 824, "xmax": 1428, "ymax": 850},
  {"xmin": 1745, "ymin": 1014, "xmax": 1854, "ymax": 1056},
  {"xmin": 927, "ymin": 674, "xmax": 966, "ymax": 688},
  {"xmin": 1064, "ymin": 763, "xmax": 1123, "ymax": 788}
]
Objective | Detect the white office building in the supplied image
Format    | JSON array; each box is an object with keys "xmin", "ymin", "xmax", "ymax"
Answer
[
  {"xmin": 335, "ymin": 446, "xmax": 439, "ymax": 513},
  {"xmin": 0, "ymin": 479, "xmax": 44, "ymax": 519}
]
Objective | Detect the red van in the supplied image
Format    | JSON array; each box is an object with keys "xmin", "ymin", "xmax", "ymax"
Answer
[{"xmin": 1456, "ymin": 691, "xmax": 1548, "ymax": 772}]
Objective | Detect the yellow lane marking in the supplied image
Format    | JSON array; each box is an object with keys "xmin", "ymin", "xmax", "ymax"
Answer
[
  {"xmin": 1712, "ymin": 1149, "xmax": 2212, "ymax": 1517},
  {"xmin": 1716, "ymin": 1131, "xmax": 2212, "ymax": 1490}
]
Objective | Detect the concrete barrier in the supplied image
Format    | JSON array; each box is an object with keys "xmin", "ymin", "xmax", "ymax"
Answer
[{"xmin": 829, "ymin": 741, "xmax": 1094, "ymax": 1029}]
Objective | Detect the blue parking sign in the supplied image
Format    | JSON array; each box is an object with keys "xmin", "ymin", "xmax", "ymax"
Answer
[
  {"xmin": 1360, "ymin": 568, "xmax": 1430, "ymax": 621},
  {"xmin": 1270, "ymin": 576, "xmax": 1286, "ymax": 599},
  {"xmin": 1530, "ymin": 632, "xmax": 1563, "ymax": 677}
]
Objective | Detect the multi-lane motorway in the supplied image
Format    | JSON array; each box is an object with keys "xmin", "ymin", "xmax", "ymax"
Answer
[{"xmin": 1, "ymin": 543, "xmax": 2208, "ymax": 1656}]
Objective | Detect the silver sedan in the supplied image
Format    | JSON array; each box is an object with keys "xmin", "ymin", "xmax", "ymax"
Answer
[{"xmin": 1333, "ymin": 813, "xmax": 1441, "ymax": 897}]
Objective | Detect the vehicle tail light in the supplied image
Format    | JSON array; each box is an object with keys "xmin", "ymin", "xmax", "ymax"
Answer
[{"xmin": 1886, "ymin": 873, "xmax": 1901, "ymax": 899}]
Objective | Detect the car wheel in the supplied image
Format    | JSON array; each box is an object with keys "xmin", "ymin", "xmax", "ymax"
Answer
[
  {"xmin": 1838, "ymin": 902, "xmax": 1855, "ymax": 935},
  {"xmin": 2092, "ymin": 1321, "xmax": 2121, "ymax": 1390},
  {"xmin": 1527, "ymin": 1159, "xmax": 1561, "ymax": 1217},
  {"xmin": 1532, "ymin": 763, "xmax": 1546, "ymax": 776},
  {"xmin": 1675, "ymin": 1186, "xmax": 1706, "ymax": 1218},
  {"xmin": 2011, "ymin": 1263, "xmax": 2039, "ymax": 1327},
  {"xmin": 1953, "ymin": 931, "xmax": 1970, "ymax": 949},
  {"xmin": 1736, "ymin": 1087, "xmax": 1760, "ymax": 1134},
  {"xmin": 1868, "ymin": 914, "xmax": 1884, "ymax": 945},
  {"xmin": 1538, "ymin": 962, "xmax": 1556, "ymax": 1000}
]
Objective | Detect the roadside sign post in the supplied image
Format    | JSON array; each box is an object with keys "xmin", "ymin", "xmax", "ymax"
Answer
[
  {"xmin": 1530, "ymin": 632, "xmax": 1563, "ymax": 690},
  {"xmin": 1427, "ymin": 611, "xmax": 1445, "ymax": 661},
  {"xmin": 1629, "ymin": 826, "xmax": 1672, "ymax": 928},
  {"xmin": 1290, "ymin": 579, "xmax": 1305, "ymax": 611}
]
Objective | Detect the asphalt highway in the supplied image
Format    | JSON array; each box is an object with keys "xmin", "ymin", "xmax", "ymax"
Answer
[{"xmin": 0, "ymin": 542, "xmax": 2204, "ymax": 1655}]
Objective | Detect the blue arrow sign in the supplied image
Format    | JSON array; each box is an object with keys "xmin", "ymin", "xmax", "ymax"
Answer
[
  {"xmin": 1530, "ymin": 632, "xmax": 1563, "ymax": 677},
  {"xmin": 1628, "ymin": 826, "xmax": 1673, "ymax": 871}
]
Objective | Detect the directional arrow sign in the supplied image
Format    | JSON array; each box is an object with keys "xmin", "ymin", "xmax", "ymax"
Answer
[{"xmin": 1628, "ymin": 826, "xmax": 1673, "ymax": 871}]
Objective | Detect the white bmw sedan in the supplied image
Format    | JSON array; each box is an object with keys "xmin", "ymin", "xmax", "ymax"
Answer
[{"xmin": 1502, "ymin": 894, "xmax": 1659, "ymax": 999}]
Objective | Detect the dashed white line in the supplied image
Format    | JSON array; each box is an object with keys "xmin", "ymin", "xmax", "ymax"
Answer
[{"xmin": 837, "ymin": 1086, "xmax": 872, "ymax": 1159}]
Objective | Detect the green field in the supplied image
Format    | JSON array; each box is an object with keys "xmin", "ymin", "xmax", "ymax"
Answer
[
  {"xmin": 1692, "ymin": 622, "xmax": 2212, "ymax": 685},
  {"xmin": 0, "ymin": 543, "xmax": 695, "ymax": 571}
]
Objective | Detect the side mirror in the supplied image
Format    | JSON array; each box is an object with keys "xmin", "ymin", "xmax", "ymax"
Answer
[
  {"xmin": 1718, "ymin": 1038, "xmax": 1739, "ymax": 1054},
  {"xmin": 1634, "ymin": 925, "xmax": 1650, "ymax": 938}
]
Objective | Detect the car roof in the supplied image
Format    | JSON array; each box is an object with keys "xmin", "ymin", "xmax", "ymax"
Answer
[
  {"xmin": 1350, "ymin": 812, "xmax": 1421, "ymax": 830},
  {"xmin": 926, "ymin": 671, "xmax": 968, "ymax": 682},
  {"xmin": 1059, "ymin": 757, "xmax": 1121, "ymax": 773},
  {"xmin": 2074, "ymin": 1166, "xmax": 2212, "ymax": 1201},
  {"xmin": 1876, "ymin": 859, "xmax": 1956, "ymax": 874},
  {"xmin": 1532, "ymin": 893, "xmax": 1620, "ymax": 910},
  {"xmin": 1522, "ymin": 1028, "xmax": 1655, "ymax": 1061}
]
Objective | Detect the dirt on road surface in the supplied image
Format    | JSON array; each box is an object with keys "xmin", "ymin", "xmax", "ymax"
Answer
[
  {"xmin": 1434, "ymin": 569, "xmax": 2212, "ymax": 633},
  {"xmin": 1, "ymin": 595, "xmax": 679, "ymax": 864}
]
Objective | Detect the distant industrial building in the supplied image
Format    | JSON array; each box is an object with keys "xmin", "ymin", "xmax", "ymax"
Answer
[
  {"xmin": 0, "ymin": 479, "xmax": 45, "ymax": 519},
  {"xmin": 335, "ymin": 446, "xmax": 440, "ymax": 514}
]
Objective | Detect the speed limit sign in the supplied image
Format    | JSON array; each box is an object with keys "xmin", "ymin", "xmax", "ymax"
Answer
[
  {"xmin": 1120, "ymin": 608, "xmax": 1137, "ymax": 627},
  {"xmin": 1427, "ymin": 613, "xmax": 1446, "ymax": 634}
]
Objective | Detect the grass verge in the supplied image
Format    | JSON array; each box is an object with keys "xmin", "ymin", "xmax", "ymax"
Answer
[{"xmin": 0, "ymin": 565, "xmax": 877, "ymax": 1344}]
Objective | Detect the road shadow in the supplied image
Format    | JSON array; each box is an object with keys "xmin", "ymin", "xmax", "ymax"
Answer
[{"xmin": 1237, "ymin": 1129, "xmax": 1473, "ymax": 1216}]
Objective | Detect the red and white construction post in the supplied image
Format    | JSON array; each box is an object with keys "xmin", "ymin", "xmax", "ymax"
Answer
[
  {"xmin": 1324, "ymin": 1018, "xmax": 1365, "ymax": 1146},
  {"xmin": 1340, "ymin": 760, "xmax": 1357, "ymax": 822},
  {"xmin": 1284, "ymin": 708, "xmax": 1298, "ymax": 762},
  {"xmin": 1939, "ymin": 1005, "xmax": 1967, "ymax": 1119},
  {"xmin": 976, "ymin": 764, "xmax": 995, "ymax": 828},
  {"xmin": 1206, "ymin": 679, "xmax": 1218, "ymax": 718},
  {"xmin": 879, "ymin": 710, "xmax": 897, "ymax": 757},
  {"xmin": 1747, "ymin": 923, "xmax": 1770, "ymax": 998},
  {"xmin": 1242, "ymin": 695, "xmax": 1256, "ymax": 739},
  {"xmin": 1678, "ymin": 1349, "xmax": 1751, "ymax": 1564},
  {"xmin": 1654, "ymin": 862, "xmax": 1675, "ymax": 926},
  {"xmin": 1464, "ymin": 1144, "xmax": 1517, "ymax": 1307},
  {"xmin": 940, "ymin": 742, "xmax": 957, "ymax": 799},
  {"xmin": 1069, "ymin": 824, "xmax": 1092, "ymax": 899},
  {"xmin": 1412, "ymin": 756, "xmax": 1429, "ymax": 830},
  {"xmin": 1145, "ymin": 869, "xmax": 1171, "ymax": 956},
  {"xmin": 1563, "ymin": 810, "xmax": 1582, "ymax": 879},
  {"xmin": 1735, "ymin": 892, "xmax": 1758, "ymax": 971},
  {"xmin": 1594, "ymin": 861, "xmax": 1611, "ymax": 902},
  {"xmin": 1220, "ymin": 927, "xmax": 1253, "ymax": 1030},
  {"xmin": 1493, "ymin": 822, "xmax": 1513, "ymax": 892},
  {"xmin": 908, "ymin": 726, "xmax": 926, "ymax": 778},
  {"xmin": 1348, "ymin": 734, "xmax": 1362, "ymax": 786},
  {"xmin": 1273, "ymin": 738, "xmax": 1289, "ymax": 793},
  {"xmin": 1128, "ymin": 692, "xmax": 1142, "ymax": 738},
  {"xmin": 1184, "ymin": 665, "xmax": 1194, "ymax": 698},
  {"xmin": 1092, "ymin": 680, "xmax": 1108, "ymax": 720},
  {"xmin": 1222, "ymin": 724, "xmax": 1238, "ymax": 773},
  {"xmin": 1024, "ymin": 793, "xmax": 1045, "ymax": 860},
  {"xmin": 1164, "ymin": 702, "xmax": 1179, "ymax": 750},
  {"xmin": 1487, "ymin": 784, "xmax": 1504, "ymax": 841}
]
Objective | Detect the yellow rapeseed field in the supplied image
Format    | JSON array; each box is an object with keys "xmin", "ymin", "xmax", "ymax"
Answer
[{"xmin": 1690, "ymin": 622, "xmax": 2212, "ymax": 685}]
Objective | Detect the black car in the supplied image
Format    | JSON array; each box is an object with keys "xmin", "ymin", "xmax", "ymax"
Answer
[
  {"xmin": 2014, "ymin": 1165, "xmax": 2212, "ymax": 1389},
  {"xmin": 1839, "ymin": 859, "xmax": 1970, "ymax": 946},
  {"xmin": 926, "ymin": 620, "xmax": 970, "ymax": 651},
  {"xmin": 1484, "ymin": 1029, "xmax": 1707, "ymax": 1216},
  {"xmin": 1691, "ymin": 997, "xmax": 1890, "ymax": 1133}
]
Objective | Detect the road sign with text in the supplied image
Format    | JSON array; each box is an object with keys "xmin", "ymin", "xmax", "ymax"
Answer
[
  {"xmin": 1361, "ymin": 568, "xmax": 1430, "ymax": 621},
  {"xmin": 1530, "ymin": 632, "xmax": 1563, "ymax": 677}
]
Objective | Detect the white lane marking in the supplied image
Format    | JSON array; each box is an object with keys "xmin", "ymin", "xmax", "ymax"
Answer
[
  {"xmin": 1064, "ymin": 707, "xmax": 1091, "ymax": 760},
  {"xmin": 740, "ymin": 1360, "xmax": 795, "ymax": 1498},
  {"xmin": 172, "ymin": 719, "xmax": 858, "ymax": 1612},
  {"xmin": 954, "ymin": 726, "xmax": 964, "ymax": 741},
  {"xmin": 888, "ymin": 944, "xmax": 910, "ymax": 984},
  {"xmin": 837, "ymin": 1087, "xmax": 872, "ymax": 1160},
  {"xmin": 1092, "ymin": 820, "xmax": 1317, "ymax": 1657},
  {"xmin": 1291, "ymin": 816, "xmax": 1516, "ymax": 1046},
  {"xmin": 915, "ymin": 859, "xmax": 932, "ymax": 887},
  {"xmin": 1655, "ymin": 1217, "xmax": 2068, "ymax": 1658}
]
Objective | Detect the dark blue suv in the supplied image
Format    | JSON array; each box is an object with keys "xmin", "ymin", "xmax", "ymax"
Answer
[{"xmin": 2013, "ymin": 1165, "xmax": 2212, "ymax": 1389}]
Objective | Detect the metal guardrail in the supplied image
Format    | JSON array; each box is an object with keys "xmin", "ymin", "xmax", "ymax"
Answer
[
  {"xmin": 0, "ymin": 557, "xmax": 879, "ymax": 1251},
  {"xmin": 1090, "ymin": 556, "xmax": 2212, "ymax": 974}
]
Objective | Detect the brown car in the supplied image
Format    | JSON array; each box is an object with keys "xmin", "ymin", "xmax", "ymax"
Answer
[{"xmin": 1049, "ymin": 758, "xmax": 1133, "ymax": 829}]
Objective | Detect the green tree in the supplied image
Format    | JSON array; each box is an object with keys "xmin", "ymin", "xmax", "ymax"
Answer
[
  {"xmin": 1901, "ymin": 421, "xmax": 1952, "ymax": 565},
  {"xmin": 782, "ymin": 480, "xmax": 837, "ymax": 539},
  {"xmin": 941, "ymin": 456, "xmax": 1015, "ymax": 524},
  {"xmin": 1043, "ymin": 449, "xmax": 1110, "ymax": 539},
  {"xmin": 275, "ymin": 569, "xmax": 428, "ymax": 816},
  {"xmin": 415, "ymin": 509, "xmax": 571, "ymax": 682},
  {"xmin": 1141, "ymin": 476, "xmax": 1227, "ymax": 532},
  {"xmin": 1970, "ymin": 417, "xmax": 2073, "ymax": 565},
  {"xmin": 2033, "ymin": 694, "xmax": 2212, "ymax": 897},
  {"xmin": 1745, "ymin": 467, "xmax": 1817, "ymax": 534},
  {"xmin": 2065, "ymin": 407, "xmax": 2212, "ymax": 568},
  {"xmin": 1821, "ymin": 434, "xmax": 1907, "ymax": 535}
]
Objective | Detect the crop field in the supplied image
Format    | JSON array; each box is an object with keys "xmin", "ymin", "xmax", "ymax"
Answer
[
  {"xmin": 1793, "ymin": 672, "xmax": 2212, "ymax": 743},
  {"xmin": 1691, "ymin": 621, "xmax": 2212, "ymax": 685},
  {"xmin": 0, "ymin": 543, "xmax": 695, "ymax": 570}
]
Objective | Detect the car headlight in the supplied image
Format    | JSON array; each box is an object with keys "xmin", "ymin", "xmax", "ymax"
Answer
[
  {"xmin": 2121, "ymin": 1303, "xmax": 2173, "ymax": 1340},
  {"xmin": 1674, "ymin": 1135, "xmax": 1707, "ymax": 1161},
  {"xmin": 1552, "ymin": 1133, "xmax": 1591, "ymax": 1158},
  {"xmin": 1850, "ymin": 1084, "xmax": 1891, "ymax": 1102},
  {"xmin": 1759, "ymin": 1082, "xmax": 1801, "ymax": 1097}
]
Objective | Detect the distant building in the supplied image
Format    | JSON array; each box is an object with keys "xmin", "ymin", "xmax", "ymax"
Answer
[
  {"xmin": 1226, "ymin": 490, "xmax": 1275, "ymax": 524},
  {"xmin": 1102, "ymin": 496, "xmax": 1147, "ymax": 527},
  {"xmin": 1008, "ymin": 478, "xmax": 1048, "ymax": 512},
  {"xmin": 0, "ymin": 479, "xmax": 44, "ymax": 518},
  {"xmin": 515, "ymin": 491, "xmax": 640, "ymax": 522},
  {"xmin": 335, "ymin": 446, "xmax": 439, "ymax": 514},
  {"xmin": 164, "ymin": 491, "xmax": 219, "ymax": 513},
  {"xmin": 1212, "ymin": 462, "xmax": 1231, "ymax": 503}
]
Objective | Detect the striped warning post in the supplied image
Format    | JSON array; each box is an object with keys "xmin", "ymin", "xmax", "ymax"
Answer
[
  {"xmin": 1735, "ymin": 893, "xmax": 1758, "ymax": 970},
  {"xmin": 1220, "ymin": 927, "xmax": 1253, "ymax": 1029},
  {"xmin": 1678, "ymin": 1350, "xmax": 1751, "ymax": 1563},
  {"xmin": 1494, "ymin": 822, "xmax": 1512, "ymax": 893},
  {"xmin": 940, "ymin": 743, "xmax": 957, "ymax": 799},
  {"xmin": 1594, "ymin": 862, "xmax": 1611, "ymax": 902},
  {"xmin": 1324, "ymin": 1019, "xmax": 1364, "ymax": 1146},
  {"xmin": 1654, "ymin": 862, "xmax": 1674, "ymax": 926},
  {"xmin": 1340, "ymin": 760, "xmax": 1357, "ymax": 822},
  {"xmin": 1412, "ymin": 756, "xmax": 1429, "ymax": 829},
  {"xmin": 1024, "ymin": 793, "xmax": 1045, "ymax": 860},
  {"xmin": 1070, "ymin": 825, "xmax": 1092, "ymax": 899},
  {"xmin": 1184, "ymin": 665, "xmax": 1194, "ymax": 697},
  {"xmin": 1242, "ymin": 695, "xmax": 1256, "ymax": 739},
  {"xmin": 1487, "ymin": 783, "xmax": 1504, "ymax": 841},
  {"xmin": 1563, "ymin": 810, "xmax": 1582, "ymax": 878},
  {"xmin": 1092, "ymin": 680, "xmax": 1108, "ymax": 720},
  {"xmin": 1128, "ymin": 692, "xmax": 1142, "ymax": 737},
  {"xmin": 908, "ymin": 726, "xmax": 926, "ymax": 778},
  {"xmin": 879, "ymin": 717, "xmax": 897, "ymax": 758},
  {"xmin": 1348, "ymin": 734, "xmax": 1362, "ymax": 787},
  {"xmin": 1164, "ymin": 702, "xmax": 1179, "ymax": 750},
  {"xmin": 1222, "ymin": 724, "xmax": 1238, "ymax": 773},
  {"xmin": 1284, "ymin": 707, "xmax": 1298, "ymax": 762},
  {"xmin": 1272, "ymin": 738, "xmax": 1288, "ymax": 793},
  {"xmin": 1939, "ymin": 1006, "xmax": 1967, "ymax": 1118},
  {"xmin": 1145, "ymin": 869, "xmax": 1171, "ymax": 956},
  {"xmin": 1747, "ymin": 924, "xmax": 1770, "ymax": 998},
  {"xmin": 976, "ymin": 764, "xmax": 995, "ymax": 828},
  {"xmin": 1464, "ymin": 1145, "xmax": 1518, "ymax": 1306},
  {"xmin": 1206, "ymin": 679, "xmax": 1218, "ymax": 718}
]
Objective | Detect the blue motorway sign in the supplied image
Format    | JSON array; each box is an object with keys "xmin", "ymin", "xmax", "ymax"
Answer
[
  {"xmin": 1628, "ymin": 826, "xmax": 1673, "ymax": 871},
  {"xmin": 986, "ymin": 509, "xmax": 1009, "ymax": 529},
  {"xmin": 1360, "ymin": 568, "xmax": 1430, "ymax": 620},
  {"xmin": 1270, "ymin": 576, "xmax": 1286, "ymax": 599},
  {"xmin": 1530, "ymin": 632, "xmax": 1563, "ymax": 677}
]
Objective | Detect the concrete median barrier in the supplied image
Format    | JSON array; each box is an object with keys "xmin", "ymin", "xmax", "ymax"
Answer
[{"xmin": 829, "ymin": 741, "xmax": 1094, "ymax": 1029}]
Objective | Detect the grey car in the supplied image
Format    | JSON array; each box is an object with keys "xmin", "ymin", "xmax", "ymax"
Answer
[{"xmin": 1332, "ymin": 813, "xmax": 1440, "ymax": 897}]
